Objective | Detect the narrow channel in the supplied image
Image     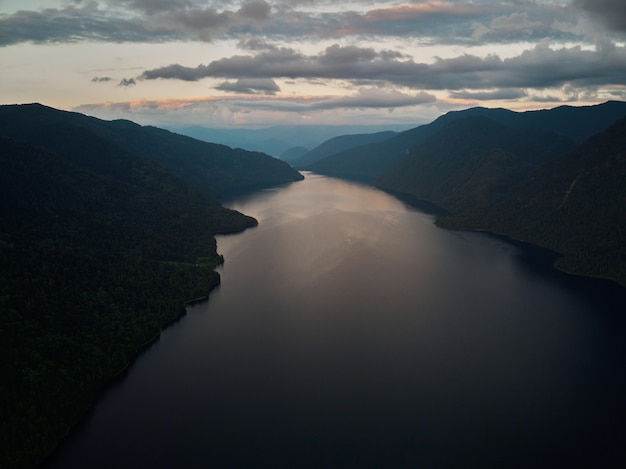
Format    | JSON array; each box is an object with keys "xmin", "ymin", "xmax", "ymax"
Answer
[{"xmin": 45, "ymin": 173, "xmax": 626, "ymax": 468}]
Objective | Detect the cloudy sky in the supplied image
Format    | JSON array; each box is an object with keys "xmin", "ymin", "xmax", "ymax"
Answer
[{"xmin": 1, "ymin": 0, "xmax": 625, "ymax": 128}]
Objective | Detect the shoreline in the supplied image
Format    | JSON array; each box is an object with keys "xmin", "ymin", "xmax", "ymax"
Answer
[
  {"xmin": 39, "ymin": 192, "xmax": 268, "ymax": 467},
  {"xmin": 383, "ymin": 187, "xmax": 625, "ymax": 290},
  {"xmin": 40, "ymin": 283, "xmax": 219, "ymax": 468},
  {"xmin": 39, "ymin": 253, "xmax": 230, "ymax": 468}
]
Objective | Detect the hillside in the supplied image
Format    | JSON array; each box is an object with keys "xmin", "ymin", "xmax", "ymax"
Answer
[
  {"xmin": 280, "ymin": 146, "xmax": 310, "ymax": 165},
  {"xmin": 310, "ymin": 101, "xmax": 626, "ymax": 285},
  {"xmin": 0, "ymin": 106, "xmax": 303, "ymax": 468},
  {"xmin": 0, "ymin": 104, "xmax": 303, "ymax": 199},
  {"xmin": 294, "ymin": 130, "xmax": 397, "ymax": 168},
  {"xmin": 308, "ymin": 101, "xmax": 626, "ymax": 184},
  {"xmin": 477, "ymin": 117, "xmax": 626, "ymax": 285},
  {"xmin": 377, "ymin": 116, "xmax": 574, "ymax": 220}
]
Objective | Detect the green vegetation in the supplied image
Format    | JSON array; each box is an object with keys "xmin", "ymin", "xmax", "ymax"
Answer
[
  {"xmin": 0, "ymin": 105, "xmax": 302, "ymax": 468},
  {"xmin": 378, "ymin": 116, "xmax": 573, "ymax": 220},
  {"xmin": 476, "ymin": 117, "xmax": 626, "ymax": 286},
  {"xmin": 0, "ymin": 104, "xmax": 303, "ymax": 200}
]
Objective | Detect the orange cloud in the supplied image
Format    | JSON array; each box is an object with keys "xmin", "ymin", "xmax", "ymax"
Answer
[{"xmin": 89, "ymin": 93, "xmax": 344, "ymax": 112}]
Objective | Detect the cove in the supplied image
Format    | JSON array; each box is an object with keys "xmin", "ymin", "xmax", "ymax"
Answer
[{"xmin": 44, "ymin": 172, "xmax": 626, "ymax": 468}]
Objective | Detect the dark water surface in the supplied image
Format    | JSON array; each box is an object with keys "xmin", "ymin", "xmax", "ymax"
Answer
[{"xmin": 46, "ymin": 173, "xmax": 626, "ymax": 468}]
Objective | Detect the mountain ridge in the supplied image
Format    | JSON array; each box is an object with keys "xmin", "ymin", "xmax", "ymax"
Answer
[
  {"xmin": 0, "ymin": 103, "xmax": 304, "ymax": 199},
  {"xmin": 307, "ymin": 101, "xmax": 626, "ymax": 184},
  {"xmin": 308, "ymin": 101, "xmax": 626, "ymax": 286},
  {"xmin": 0, "ymin": 104, "xmax": 303, "ymax": 469}
]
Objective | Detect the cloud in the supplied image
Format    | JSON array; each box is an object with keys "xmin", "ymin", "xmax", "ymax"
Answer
[
  {"xmin": 448, "ymin": 88, "xmax": 528, "ymax": 101},
  {"xmin": 472, "ymin": 12, "xmax": 547, "ymax": 39},
  {"xmin": 115, "ymin": 0, "xmax": 197, "ymax": 16},
  {"xmin": 0, "ymin": 5, "xmax": 143, "ymax": 45},
  {"xmin": 0, "ymin": 1, "xmax": 273, "ymax": 46},
  {"xmin": 0, "ymin": 1, "xmax": 592, "ymax": 47},
  {"xmin": 75, "ymin": 88, "xmax": 436, "ymax": 120},
  {"xmin": 308, "ymin": 88, "xmax": 437, "ymax": 110},
  {"xmin": 237, "ymin": 36, "xmax": 278, "ymax": 51},
  {"xmin": 575, "ymin": 0, "xmax": 626, "ymax": 33},
  {"xmin": 92, "ymin": 76, "xmax": 113, "ymax": 83},
  {"xmin": 139, "ymin": 42, "xmax": 626, "ymax": 92},
  {"xmin": 238, "ymin": 0, "xmax": 271, "ymax": 20},
  {"xmin": 140, "ymin": 44, "xmax": 420, "ymax": 83},
  {"xmin": 118, "ymin": 78, "xmax": 137, "ymax": 87},
  {"xmin": 216, "ymin": 78, "xmax": 280, "ymax": 94}
]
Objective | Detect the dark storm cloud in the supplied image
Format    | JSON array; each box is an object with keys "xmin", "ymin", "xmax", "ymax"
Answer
[
  {"xmin": 140, "ymin": 42, "xmax": 626, "ymax": 92},
  {"xmin": 575, "ymin": 0, "xmax": 626, "ymax": 33},
  {"xmin": 215, "ymin": 78, "xmax": 281, "ymax": 94}
]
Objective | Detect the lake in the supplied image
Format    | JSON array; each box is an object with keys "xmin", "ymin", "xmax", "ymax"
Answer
[{"xmin": 45, "ymin": 172, "xmax": 626, "ymax": 468}]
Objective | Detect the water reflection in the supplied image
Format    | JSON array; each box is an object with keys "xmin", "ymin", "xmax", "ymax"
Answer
[{"xmin": 46, "ymin": 172, "xmax": 626, "ymax": 469}]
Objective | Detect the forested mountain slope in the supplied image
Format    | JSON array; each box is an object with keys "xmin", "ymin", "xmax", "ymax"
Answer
[
  {"xmin": 377, "ymin": 116, "xmax": 574, "ymax": 220},
  {"xmin": 478, "ymin": 117, "xmax": 626, "ymax": 285},
  {"xmin": 309, "ymin": 101, "xmax": 626, "ymax": 285},
  {"xmin": 308, "ymin": 101, "xmax": 626, "ymax": 184},
  {"xmin": 0, "ymin": 105, "xmax": 302, "ymax": 468},
  {"xmin": 0, "ymin": 104, "xmax": 303, "ymax": 199}
]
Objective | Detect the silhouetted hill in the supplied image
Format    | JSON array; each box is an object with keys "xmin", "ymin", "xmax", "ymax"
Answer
[
  {"xmin": 0, "ymin": 104, "xmax": 303, "ymax": 199},
  {"xmin": 280, "ymin": 146, "xmax": 310, "ymax": 165},
  {"xmin": 0, "ymin": 105, "xmax": 306, "ymax": 468},
  {"xmin": 309, "ymin": 101, "xmax": 626, "ymax": 285},
  {"xmin": 377, "ymin": 116, "xmax": 574, "ymax": 219},
  {"xmin": 170, "ymin": 124, "xmax": 411, "ymax": 157},
  {"xmin": 308, "ymin": 101, "xmax": 626, "ymax": 183},
  {"xmin": 295, "ymin": 130, "xmax": 396, "ymax": 168},
  {"xmin": 478, "ymin": 117, "xmax": 626, "ymax": 284}
]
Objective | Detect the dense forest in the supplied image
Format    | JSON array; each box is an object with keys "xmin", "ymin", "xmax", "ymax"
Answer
[
  {"xmin": 480, "ymin": 117, "xmax": 626, "ymax": 287},
  {"xmin": 305, "ymin": 101, "xmax": 626, "ymax": 286},
  {"xmin": 0, "ymin": 105, "xmax": 303, "ymax": 468},
  {"xmin": 0, "ymin": 104, "xmax": 303, "ymax": 200}
]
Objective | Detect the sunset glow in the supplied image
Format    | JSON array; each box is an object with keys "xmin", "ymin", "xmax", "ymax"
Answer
[{"xmin": 1, "ymin": 0, "xmax": 625, "ymax": 127}]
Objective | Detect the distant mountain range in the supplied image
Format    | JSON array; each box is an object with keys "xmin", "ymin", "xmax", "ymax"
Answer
[
  {"xmin": 304, "ymin": 101, "xmax": 626, "ymax": 286},
  {"xmin": 292, "ymin": 130, "xmax": 398, "ymax": 168},
  {"xmin": 168, "ymin": 123, "xmax": 413, "ymax": 158},
  {"xmin": 0, "ymin": 104, "xmax": 303, "ymax": 469}
]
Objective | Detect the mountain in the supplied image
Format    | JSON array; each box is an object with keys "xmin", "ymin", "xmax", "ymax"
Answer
[
  {"xmin": 169, "ymin": 124, "xmax": 412, "ymax": 158},
  {"xmin": 280, "ymin": 146, "xmax": 310, "ymax": 165},
  {"xmin": 478, "ymin": 117, "xmax": 626, "ymax": 285},
  {"xmin": 0, "ymin": 104, "xmax": 303, "ymax": 199},
  {"xmin": 308, "ymin": 101, "xmax": 626, "ymax": 184},
  {"xmin": 312, "ymin": 101, "xmax": 626, "ymax": 286},
  {"xmin": 377, "ymin": 115, "xmax": 574, "ymax": 220},
  {"xmin": 294, "ymin": 130, "xmax": 397, "ymax": 168},
  {"xmin": 0, "ymin": 105, "xmax": 303, "ymax": 469}
]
